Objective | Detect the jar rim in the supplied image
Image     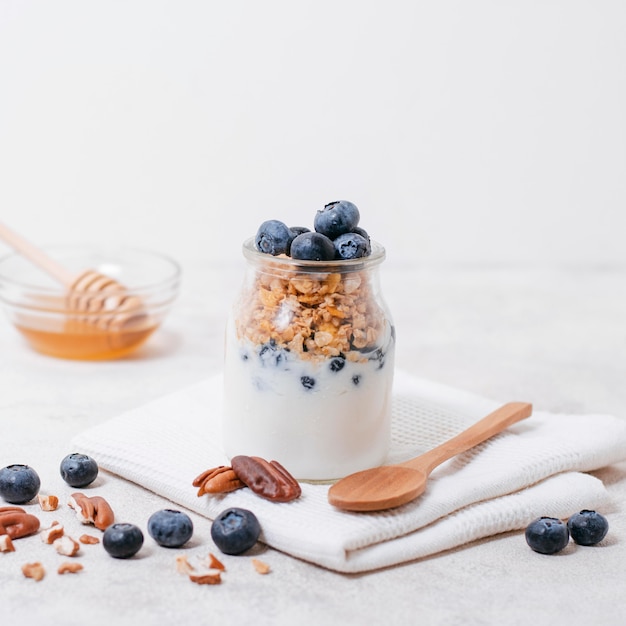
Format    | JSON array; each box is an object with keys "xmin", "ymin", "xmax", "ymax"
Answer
[{"xmin": 242, "ymin": 237, "xmax": 386, "ymax": 272}]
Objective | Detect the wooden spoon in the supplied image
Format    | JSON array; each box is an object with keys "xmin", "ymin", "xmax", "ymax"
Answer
[
  {"xmin": 0, "ymin": 221, "xmax": 147, "ymax": 335},
  {"xmin": 327, "ymin": 401, "xmax": 533, "ymax": 512}
]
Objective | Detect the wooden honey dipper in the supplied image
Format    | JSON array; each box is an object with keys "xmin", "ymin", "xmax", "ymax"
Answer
[{"xmin": 0, "ymin": 221, "xmax": 147, "ymax": 339}]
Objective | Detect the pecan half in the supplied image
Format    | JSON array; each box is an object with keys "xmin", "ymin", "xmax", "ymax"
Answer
[
  {"xmin": 192, "ymin": 466, "xmax": 245, "ymax": 496},
  {"xmin": 230, "ymin": 456, "xmax": 301, "ymax": 502},
  {"xmin": 0, "ymin": 507, "xmax": 41, "ymax": 539},
  {"xmin": 68, "ymin": 493, "xmax": 115, "ymax": 531}
]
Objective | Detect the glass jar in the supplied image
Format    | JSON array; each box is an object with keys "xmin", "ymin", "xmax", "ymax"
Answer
[{"xmin": 222, "ymin": 238, "xmax": 395, "ymax": 481}]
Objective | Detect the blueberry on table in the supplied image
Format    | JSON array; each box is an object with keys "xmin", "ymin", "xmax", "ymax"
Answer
[
  {"xmin": 147, "ymin": 509, "xmax": 194, "ymax": 548},
  {"xmin": 567, "ymin": 510, "xmax": 609, "ymax": 546},
  {"xmin": 103, "ymin": 523, "xmax": 144, "ymax": 558},
  {"xmin": 60, "ymin": 453, "xmax": 99, "ymax": 488},
  {"xmin": 0, "ymin": 464, "xmax": 41, "ymax": 504},
  {"xmin": 211, "ymin": 507, "xmax": 261, "ymax": 555},
  {"xmin": 525, "ymin": 517, "xmax": 570, "ymax": 554},
  {"xmin": 314, "ymin": 200, "xmax": 360, "ymax": 239},
  {"xmin": 255, "ymin": 220, "xmax": 295, "ymax": 256},
  {"xmin": 290, "ymin": 232, "xmax": 335, "ymax": 261},
  {"xmin": 333, "ymin": 232, "xmax": 371, "ymax": 260}
]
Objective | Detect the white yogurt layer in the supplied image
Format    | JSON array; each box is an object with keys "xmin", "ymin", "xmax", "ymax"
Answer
[{"xmin": 222, "ymin": 318, "xmax": 395, "ymax": 480}]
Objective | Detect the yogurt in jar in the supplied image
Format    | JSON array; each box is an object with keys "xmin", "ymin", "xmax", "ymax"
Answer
[{"xmin": 222, "ymin": 238, "xmax": 395, "ymax": 481}]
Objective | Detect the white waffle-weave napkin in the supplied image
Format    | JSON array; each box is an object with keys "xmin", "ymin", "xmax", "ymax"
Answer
[{"xmin": 71, "ymin": 370, "xmax": 626, "ymax": 573}]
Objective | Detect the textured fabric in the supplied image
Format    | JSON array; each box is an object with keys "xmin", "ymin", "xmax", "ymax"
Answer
[{"xmin": 71, "ymin": 370, "xmax": 626, "ymax": 573}]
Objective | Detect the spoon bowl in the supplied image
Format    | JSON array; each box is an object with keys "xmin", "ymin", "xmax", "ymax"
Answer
[{"xmin": 328, "ymin": 401, "xmax": 533, "ymax": 512}]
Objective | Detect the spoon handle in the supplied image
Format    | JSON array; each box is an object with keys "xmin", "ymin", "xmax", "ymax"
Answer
[
  {"xmin": 0, "ymin": 221, "xmax": 74, "ymax": 286},
  {"xmin": 399, "ymin": 402, "xmax": 533, "ymax": 475}
]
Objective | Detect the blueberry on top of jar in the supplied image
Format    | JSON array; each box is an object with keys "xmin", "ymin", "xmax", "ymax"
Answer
[
  {"xmin": 290, "ymin": 232, "xmax": 335, "ymax": 261},
  {"xmin": 333, "ymin": 232, "xmax": 371, "ymax": 260},
  {"xmin": 314, "ymin": 201, "xmax": 360, "ymax": 239},
  {"xmin": 255, "ymin": 220, "xmax": 295, "ymax": 256}
]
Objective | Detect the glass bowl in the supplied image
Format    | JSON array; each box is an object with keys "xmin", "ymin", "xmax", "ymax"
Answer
[{"xmin": 0, "ymin": 245, "xmax": 181, "ymax": 360}]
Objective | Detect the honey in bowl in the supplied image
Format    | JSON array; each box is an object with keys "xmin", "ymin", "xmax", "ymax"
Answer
[
  {"xmin": 0, "ymin": 245, "xmax": 180, "ymax": 360},
  {"xmin": 14, "ymin": 318, "xmax": 159, "ymax": 360}
]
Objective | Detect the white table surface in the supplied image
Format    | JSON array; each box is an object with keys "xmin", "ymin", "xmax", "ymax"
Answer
[{"xmin": 1, "ymin": 263, "xmax": 625, "ymax": 626}]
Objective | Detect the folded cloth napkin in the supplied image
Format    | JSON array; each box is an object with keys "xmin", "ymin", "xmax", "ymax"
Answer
[{"xmin": 71, "ymin": 370, "xmax": 626, "ymax": 573}]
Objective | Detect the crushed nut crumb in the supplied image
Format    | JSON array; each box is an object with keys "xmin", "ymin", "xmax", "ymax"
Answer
[
  {"xmin": 0, "ymin": 534, "xmax": 15, "ymax": 552},
  {"xmin": 37, "ymin": 494, "xmax": 59, "ymax": 512},
  {"xmin": 58, "ymin": 562, "xmax": 84, "ymax": 575},
  {"xmin": 252, "ymin": 558, "xmax": 271, "ymax": 575},
  {"xmin": 22, "ymin": 562, "xmax": 45, "ymax": 581}
]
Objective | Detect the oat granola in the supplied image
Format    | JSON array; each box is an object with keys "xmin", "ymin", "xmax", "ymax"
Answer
[{"xmin": 236, "ymin": 269, "xmax": 386, "ymax": 361}]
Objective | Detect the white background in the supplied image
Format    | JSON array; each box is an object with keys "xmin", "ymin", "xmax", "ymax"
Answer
[{"xmin": 1, "ymin": 0, "xmax": 625, "ymax": 270}]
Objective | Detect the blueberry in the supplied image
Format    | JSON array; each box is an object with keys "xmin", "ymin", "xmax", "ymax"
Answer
[
  {"xmin": 290, "ymin": 232, "xmax": 335, "ymax": 261},
  {"xmin": 211, "ymin": 507, "xmax": 261, "ymax": 555},
  {"xmin": 329, "ymin": 356, "xmax": 346, "ymax": 372},
  {"xmin": 255, "ymin": 220, "xmax": 295, "ymax": 256},
  {"xmin": 525, "ymin": 517, "xmax": 570, "ymax": 554},
  {"xmin": 60, "ymin": 453, "xmax": 99, "ymax": 488},
  {"xmin": 314, "ymin": 200, "xmax": 360, "ymax": 239},
  {"xmin": 289, "ymin": 226, "xmax": 310, "ymax": 237},
  {"xmin": 301, "ymin": 375, "xmax": 316, "ymax": 390},
  {"xmin": 103, "ymin": 523, "xmax": 144, "ymax": 558},
  {"xmin": 369, "ymin": 347, "xmax": 386, "ymax": 369},
  {"xmin": 352, "ymin": 374, "xmax": 361, "ymax": 385},
  {"xmin": 567, "ymin": 510, "xmax": 609, "ymax": 546},
  {"xmin": 333, "ymin": 232, "xmax": 371, "ymax": 260},
  {"xmin": 148, "ymin": 509, "xmax": 194, "ymax": 548},
  {"xmin": 352, "ymin": 226, "xmax": 370, "ymax": 242},
  {"xmin": 258, "ymin": 340, "xmax": 288, "ymax": 367},
  {"xmin": 0, "ymin": 464, "xmax": 41, "ymax": 504}
]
